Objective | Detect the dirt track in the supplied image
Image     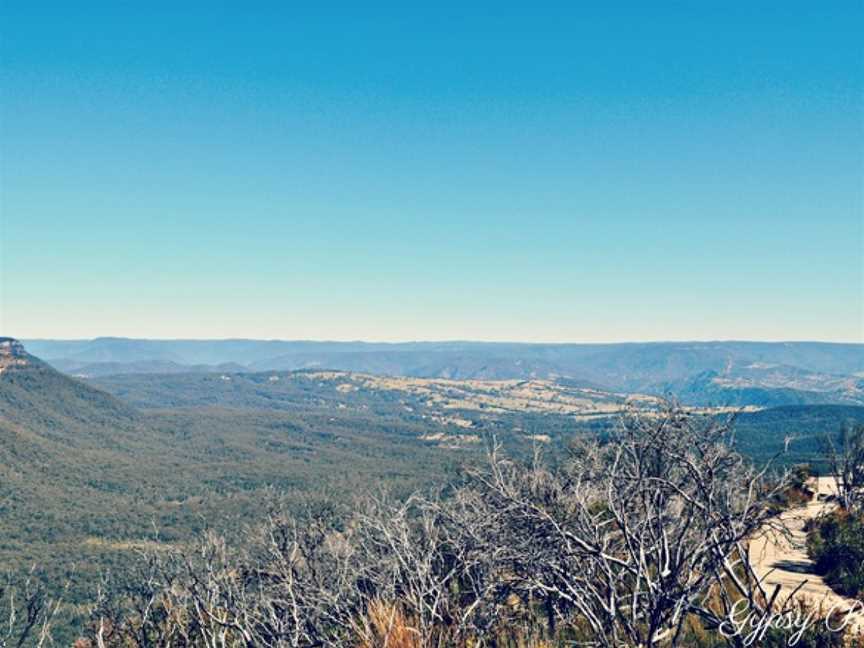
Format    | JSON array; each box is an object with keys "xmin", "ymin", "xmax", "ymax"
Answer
[{"xmin": 749, "ymin": 477, "xmax": 864, "ymax": 633}]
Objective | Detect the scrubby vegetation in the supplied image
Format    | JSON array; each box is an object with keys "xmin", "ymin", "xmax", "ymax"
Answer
[
  {"xmin": 807, "ymin": 425, "xmax": 864, "ymax": 599},
  {"xmin": 769, "ymin": 464, "xmax": 814, "ymax": 512},
  {"xmin": 5, "ymin": 405, "xmax": 853, "ymax": 647},
  {"xmin": 807, "ymin": 509, "xmax": 864, "ymax": 598},
  {"xmin": 4, "ymin": 347, "xmax": 862, "ymax": 645}
]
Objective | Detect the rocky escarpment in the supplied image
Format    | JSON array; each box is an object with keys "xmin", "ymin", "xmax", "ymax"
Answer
[{"xmin": 0, "ymin": 337, "xmax": 30, "ymax": 374}]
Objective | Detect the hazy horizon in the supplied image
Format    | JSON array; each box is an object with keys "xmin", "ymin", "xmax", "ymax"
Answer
[
  {"xmin": 5, "ymin": 326, "xmax": 864, "ymax": 346},
  {"xmin": 15, "ymin": 335, "xmax": 864, "ymax": 345}
]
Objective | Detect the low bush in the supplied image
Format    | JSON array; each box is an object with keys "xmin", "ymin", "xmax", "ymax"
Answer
[{"xmin": 808, "ymin": 509, "xmax": 864, "ymax": 598}]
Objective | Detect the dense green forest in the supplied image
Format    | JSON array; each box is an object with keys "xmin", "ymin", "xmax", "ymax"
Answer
[
  {"xmin": 0, "ymin": 356, "xmax": 465, "ymax": 633},
  {"xmin": 733, "ymin": 405, "xmax": 864, "ymax": 469}
]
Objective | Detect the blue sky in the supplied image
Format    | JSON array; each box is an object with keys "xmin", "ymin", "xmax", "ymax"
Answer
[{"xmin": 1, "ymin": 2, "xmax": 861, "ymax": 341}]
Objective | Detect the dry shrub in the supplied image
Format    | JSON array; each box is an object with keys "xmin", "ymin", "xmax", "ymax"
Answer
[{"xmin": 359, "ymin": 599, "xmax": 422, "ymax": 648}]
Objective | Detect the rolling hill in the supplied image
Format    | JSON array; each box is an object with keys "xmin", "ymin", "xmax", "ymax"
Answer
[
  {"xmin": 0, "ymin": 339, "xmax": 462, "ymax": 613},
  {"xmin": 3, "ymin": 337, "xmax": 864, "ymax": 641},
  {"xmin": 26, "ymin": 338, "xmax": 864, "ymax": 407}
]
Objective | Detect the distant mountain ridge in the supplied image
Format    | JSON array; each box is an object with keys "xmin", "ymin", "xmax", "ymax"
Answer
[{"xmin": 22, "ymin": 338, "xmax": 864, "ymax": 406}]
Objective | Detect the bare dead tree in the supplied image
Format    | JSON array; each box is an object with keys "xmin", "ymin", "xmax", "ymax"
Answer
[
  {"xmin": 83, "ymin": 508, "xmax": 387, "ymax": 647},
  {"xmin": 0, "ymin": 568, "xmax": 64, "ymax": 648},
  {"xmin": 463, "ymin": 405, "xmax": 791, "ymax": 647},
  {"xmin": 822, "ymin": 424, "xmax": 864, "ymax": 511},
  {"xmin": 78, "ymin": 404, "xmax": 799, "ymax": 647},
  {"xmin": 350, "ymin": 491, "xmax": 514, "ymax": 647}
]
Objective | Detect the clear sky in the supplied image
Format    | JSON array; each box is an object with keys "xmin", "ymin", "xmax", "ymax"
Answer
[{"xmin": 1, "ymin": 2, "xmax": 862, "ymax": 342}]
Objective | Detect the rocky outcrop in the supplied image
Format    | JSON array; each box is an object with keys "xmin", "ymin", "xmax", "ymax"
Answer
[{"xmin": 0, "ymin": 337, "xmax": 30, "ymax": 373}]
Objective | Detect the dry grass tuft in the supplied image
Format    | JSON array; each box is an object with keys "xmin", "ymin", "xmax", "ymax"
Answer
[{"xmin": 359, "ymin": 599, "xmax": 422, "ymax": 648}]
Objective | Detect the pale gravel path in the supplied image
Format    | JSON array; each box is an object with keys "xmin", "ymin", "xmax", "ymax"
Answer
[{"xmin": 749, "ymin": 476, "xmax": 864, "ymax": 635}]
